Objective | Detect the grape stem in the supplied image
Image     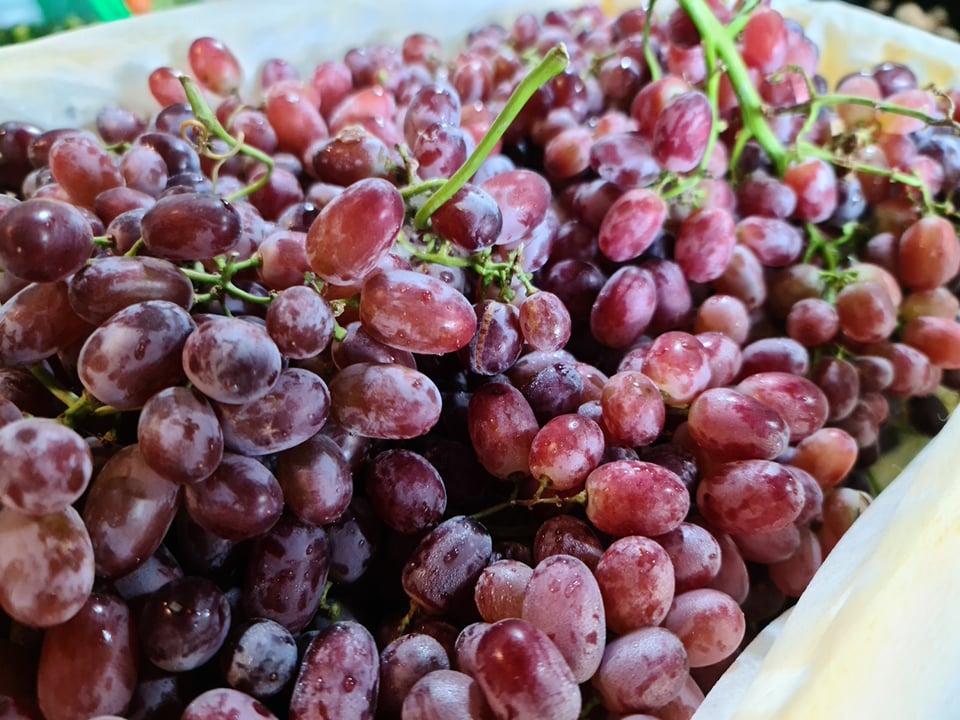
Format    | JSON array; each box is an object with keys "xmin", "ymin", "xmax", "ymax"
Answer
[
  {"xmin": 774, "ymin": 91, "xmax": 960, "ymax": 133},
  {"xmin": 412, "ymin": 44, "xmax": 569, "ymax": 230},
  {"xmin": 642, "ymin": 0, "xmax": 662, "ymax": 82},
  {"xmin": 180, "ymin": 254, "xmax": 271, "ymax": 310},
  {"xmin": 28, "ymin": 364, "xmax": 81, "ymax": 407},
  {"xmin": 179, "ymin": 75, "xmax": 275, "ymax": 202},
  {"xmin": 470, "ymin": 482, "xmax": 588, "ymax": 521},
  {"xmin": 677, "ymin": 0, "xmax": 789, "ymax": 175}
]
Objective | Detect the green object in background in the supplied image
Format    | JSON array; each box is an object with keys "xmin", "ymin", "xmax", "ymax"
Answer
[{"xmin": 36, "ymin": 0, "xmax": 130, "ymax": 23}]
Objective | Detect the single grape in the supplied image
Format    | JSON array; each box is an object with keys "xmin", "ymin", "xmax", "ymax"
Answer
[
  {"xmin": 141, "ymin": 192, "xmax": 241, "ymax": 260},
  {"xmin": 221, "ymin": 619, "xmax": 298, "ymax": 699},
  {"xmin": 696, "ymin": 459, "xmax": 805, "ymax": 534},
  {"xmin": 0, "ymin": 198, "xmax": 93, "ymax": 283},
  {"xmin": 595, "ymin": 535, "xmax": 675, "ymax": 634},
  {"xmin": 475, "ymin": 559, "xmax": 533, "ymax": 623},
  {"xmin": 585, "ymin": 460, "xmax": 690, "ymax": 537},
  {"xmin": 378, "ymin": 633, "xmax": 451, "ymax": 719},
  {"xmin": 663, "ymin": 588, "xmax": 746, "ymax": 667}
]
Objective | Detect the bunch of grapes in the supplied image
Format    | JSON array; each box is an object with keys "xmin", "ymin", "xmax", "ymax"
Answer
[{"xmin": 1, "ymin": 0, "xmax": 959, "ymax": 718}]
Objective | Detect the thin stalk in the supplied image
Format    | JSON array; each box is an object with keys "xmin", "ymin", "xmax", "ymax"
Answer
[
  {"xmin": 413, "ymin": 44, "xmax": 569, "ymax": 229},
  {"xmin": 678, "ymin": 0, "xmax": 789, "ymax": 175}
]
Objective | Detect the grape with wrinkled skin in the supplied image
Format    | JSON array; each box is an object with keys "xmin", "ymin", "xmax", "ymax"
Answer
[
  {"xmin": 0, "ymin": 418, "xmax": 92, "ymax": 516},
  {"xmin": 290, "ymin": 622, "xmax": 379, "ymax": 720},
  {"xmin": 0, "ymin": 505, "xmax": 94, "ymax": 628}
]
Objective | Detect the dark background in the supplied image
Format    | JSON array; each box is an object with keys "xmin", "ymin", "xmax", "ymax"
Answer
[{"xmin": 838, "ymin": 0, "xmax": 960, "ymax": 32}]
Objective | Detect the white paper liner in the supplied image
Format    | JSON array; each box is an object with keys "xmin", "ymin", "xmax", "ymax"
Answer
[{"xmin": 1, "ymin": 2, "xmax": 959, "ymax": 718}]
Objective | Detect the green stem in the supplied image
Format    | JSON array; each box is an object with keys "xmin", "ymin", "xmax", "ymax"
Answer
[
  {"xmin": 777, "ymin": 92, "xmax": 960, "ymax": 131},
  {"xmin": 643, "ymin": 0, "xmax": 662, "ymax": 82},
  {"xmin": 28, "ymin": 365, "xmax": 81, "ymax": 407},
  {"xmin": 678, "ymin": 0, "xmax": 789, "ymax": 175},
  {"xmin": 92, "ymin": 235, "xmax": 112, "ymax": 248},
  {"xmin": 401, "ymin": 178, "xmax": 446, "ymax": 200},
  {"xmin": 700, "ymin": 36, "xmax": 723, "ymax": 175},
  {"xmin": 123, "ymin": 238, "xmax": 144, "ymax": 257},
  {"xmin": 413, "ymin": 44, "xmax": 569, "ymax": 229},
  {"xmin": 179, "ymin": 75, "xmax": 275, "ymax": 202}
]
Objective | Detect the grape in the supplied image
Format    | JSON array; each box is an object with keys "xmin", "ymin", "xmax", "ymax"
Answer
[
  {"xmin": 783, "ymin": 157, "xmax": 838, "ymax": 223},
  {"xmin": 221, "ymin": 619, "xmax": 298, "ymax": 699},
  {"xmin": 68, "ymin": 256, "xmax": 193, "ymax": 326},
  {"xmin": 365, "ymin": 448, "xmax": 447, "ymax": 534},
  {"xmin": 137, "ymin": 386, "xmax": 224, "ymax": 485},
  {"xmin": 714, "ymin": 244, "xmax": 767, "ymax": 310},
  {"xmin": 591, "ymin": 626, "xmax": 689, "ymax": 714},
  {"xmin": 289, "ymin": 622, "xmax": 379, "ymax": 720},
  {"xmin": 687, "ymin": 387, "xmax": 790, "ymax": 461},
  {"xmin": 113, "ymin": 544, "xmax": 183, "ymax": 602},
  {"xmin": 275, "ymin": 432, "xmax": 353, "ymax": 527},
  {"xmin": 590, "ymin": 265, "xmax": 657, "ymax": 348},
  {"xmin": 480, "ymin": 169, "xmax": 552, "ymax": 247},
  {"xmin": 585, "ymin": 460, "xmax": 690, "ymax": 537},
  {"xmin": 696, "ymin": 459, "xmax": 805, "ymax": 534},
  {"xmin": 655, "ymin": 522, "xmax": 723, "ymax": 594},
  {"xmin": 819, "ymin": 487, "xmax": 872, "ymax": 555},
  {"xmin": 379, "ymin": 633, "xmax": 451, "ymax": 718},
  {"xmin": 735, "ymin": 171, "xmax": 797, "ymax": 218},
  {"xmin": 265, "ymin": 84, "xmax": 329, "ymax": 156},
  {"xmin": 213, "ymin": 367, "xmax": 331, "ymax": 455},
  {"xmin": 652, "ymin": 91, "xmax": 712, "ymax": 172},
  {"xmin": 467, "ymin": 380, "xmax": 538, "ymax": 479},
  {"xmin": 257, "ymin": 229, "xmax": 311, "ymax": 290},
  {"xmin": 306, "ymin": 178, "xmax": 404, "ymax": 286},
  {"xmin": 736, "ymin": 371, "xmax": 829, "ymax": 442},
  {"xmin": 474, "ymin": 559, "xmax": 533, "ymax": 623},
  {"xmin": 329, "ymin": 362, "xmax": 442, "ymax": 440},
  {"xmin": 736, "ymin": 215, "xmax": 804, "ymax": 268},
  {"xmin": 769, "ymin": 526, "xmax": 823, "ymax": 598},
  {"xmin": 694, "ymin": 294, "xmax": 750, "ymax": 346},
  {"xmin": 0, "ymin": 418, "xmax": 92, "ymax": 516},
  {"xmin": 589, "ymin": 131, "xmax": 660, "ymax": 189},
  {"xmin": 521, "ymin": 554, "xmax": 605, "ymax": 682},
  {"xmin": 528, "ymin": 413, "xmax": 605, "ymax": 492},
  {"xmin": 474, "ymin": 618, "xmax": 581, "ymax": 720},
  {"xmin": 0, "ymin": 198, "xmax": 93, "ymax": 283},
  {"xmin": 0, "ymin": 505, "xmax": 94, "ymax": 628},
  {"xmin": 78, "ymin": 300, "xmax": 195, "ymax": 410},
  {"xmin": 533, "ymin": 514, "xmax": 604, "ymax": 570},
  {"xmin": 141, "ymin": 192, "xmax": 241, "ymax": 260},
  {"xmin": 183, "ymin": 453, "xmax": 283, "ymax": 541},
  {"xmin": 731, "ymin": 524, "xmax": 801, "ymax": 564},
  {"xmin": 600, "ymin": 370, "xmax": 665, "ymax": 447},
  {"xmin": 641, "ymin": 331, "xmax": 713, "ymax": 406},
  {"xmin": 36, "ymin": 593, "xmax": 138, "ymax": 720},
  {"xmin": 520, "ymin": 361, "xmax": 583, "ymax": 423},
  {"xmin": 181, "ymin": 688, "xmax": 279, "ymax": 720},
  {"xmin": 785, "ymin": 296, "xmax": 839, "ymax": 347},
  {"xmin": 461, "ymin": 300, "xmax": 523, "ymax": 376},
  {"xmin": 181, "ymin": 315, "xmax": 282, "ymax": 405},
  {"xmin": 430, "ymin": 184, "xmax": 503, "ymax": 252},
  {"xmin": 903, "ymin": 316, "xmax": 960, "ymax": 369},
  {"xmin": 402, "ymin": 516, "xmax": 493, "ymax": 616},
  {"xmin": 811, "ymin": 356, "xmax": 860, "ymax": 422},
  {"xmin": 663, "ymin": 589, "xmax": 745, "ymax": 667},
  {"xmin": 140, "ymin": 576, "xmax": 231, "ymax": 672},
  {"xmin": 360, "ymin": 268, "xmax": 478, "ymax": 354},
  {"xmin": 835, "ymin": 280, "xmax": 898, "ymax": 344},
  {"xmin": 242, "ymin": 513, "xmax": 329, "ymax": 633},
  {"xmin": 597, "ymin": 188, "xmax": 667, "ymax": 262},
  {"xmin": 595, "ymin": 535, "xmax": 675, "ymax": 634},
  {"xmin": 47, "ymin": 135, "xmax": 123, "ymax": 208},
  {"xmin": 900, "ymin": 286, "xmax": 960, "ymax": 322},
  {"xmin": 741, "ymin": 8, "xmax": 788, "ymax": 72},
  {"xmin": 630, "ymin": 74, "xmax": 692, "ymax": 138},
  {"xmin": 401, "ymin": 669, "xmax": 495, "ymax": 720}
]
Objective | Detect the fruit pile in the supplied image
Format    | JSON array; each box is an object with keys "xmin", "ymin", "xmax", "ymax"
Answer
[{"xmin": 1, "ymin": 0, "xmax": 959, "ymax": 718}]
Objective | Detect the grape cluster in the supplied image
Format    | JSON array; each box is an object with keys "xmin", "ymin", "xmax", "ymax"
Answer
[{"xmin": 0, "ymin": 1, "xmax": 959, "ymax": 718}]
